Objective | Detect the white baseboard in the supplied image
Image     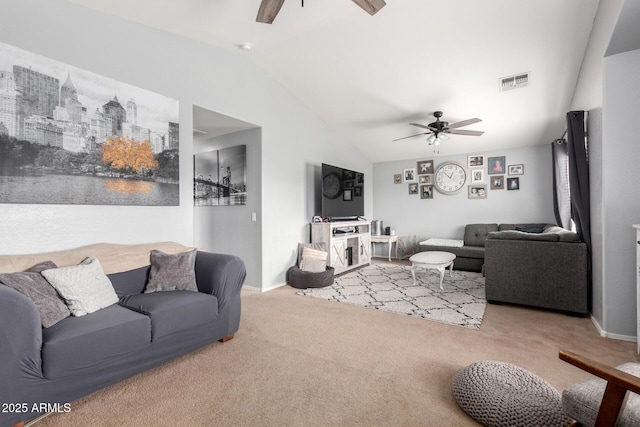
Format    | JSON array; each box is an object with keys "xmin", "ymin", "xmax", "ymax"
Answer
[
  {"xmin": 590, "ymin": 314, "xmax": 606, "ymax": 337},
  {"xmin": 590, "ymin": 314, "xmax": 637, "ymax": 342},
  {"xmin": 242, "ymin": 282, "xmax": 287, "ymax": 293}
]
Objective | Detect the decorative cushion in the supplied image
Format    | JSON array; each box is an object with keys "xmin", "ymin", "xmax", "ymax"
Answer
[
  {"xmin": 453, "ymin": 360, "xmax": 572, "ymax": 427},
  {"xmin": 464, "ymin": 224, "xmax": 499, "ymax": 247},
  {"xmin": 144, "ymin": 249, "xmax": 198, "ymax": 293},
  {"xmin": 420, "ymin": 238, "xmax": 464, "ymax": 247},
  {"xmin": 544, "ymin": 226, "xmax": 582, "ymax": 242},
  {"xmin": 498, "ymin": 223, "xmax": 548, "ymax": 232},
  {"xmin": 515, "ymin": 226, "xmax": 545, "ymax": 233},
  {"xmin": 296, "ymin": 243, "xmax": 326, "ymax": 266},
  {"xmin": 0, "ymin": 261, "xmax": 71, "ymax": 328},
  {"xmin": 299, "ymin": 247, "xmax": 328, "ymax": 273},
  {"xmin": 108, "ymin": 265, "xmax": 151, "ymax": 298},
  {"xmin": 562, "ymin": 362, "xmax": 640, "ymax": 427},
  {"xmin": 488, "ymin": 230, "xmax": 561, "ymax": 242},
  {"xmin": 42, "ymin": 256, "xmax": 119, "ymax": 317}
]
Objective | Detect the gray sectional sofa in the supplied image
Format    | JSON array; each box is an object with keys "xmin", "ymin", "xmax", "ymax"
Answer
[
  {"xmin": 0, "ymin": 242, "xmax": 246, "ymax": 427},
  {"xmin": 418, "ymin": 223, "xmax": 500, "ymax": 272},
  {"xmin": 419, "ymin": 222, "xmax": 588, "ymax": 315},
  {"xmin": 484, "ymin": 224, "xmax": 588, "ymax": 315}
]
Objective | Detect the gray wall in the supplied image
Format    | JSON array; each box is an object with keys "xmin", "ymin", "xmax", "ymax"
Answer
[
  {"xmin": 569, "ymin": 0, "xmax": 638, "ymax": 339},
  {"xmin": 0, "ymin": 0, "xmax": 372, "ymax": 291},
  {"xmin": 193, "ymin": 128, "xmax": 262, "ymax": 291},
  {"xmin": 602, "ymin": 48, "xmax": 640, "ymax": 338},
  {"xmin": 372, "ymin": 145, "xmax": 555, "ymax": 255}
]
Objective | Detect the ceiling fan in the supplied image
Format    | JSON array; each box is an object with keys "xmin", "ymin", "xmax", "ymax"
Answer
[
  {"xmin": 393, "ymin": 111, "xmax": 484, "ymax": 148},
  {"xmin": 257, "ymin": 0, "xmax": 386, "ymax": 24}
]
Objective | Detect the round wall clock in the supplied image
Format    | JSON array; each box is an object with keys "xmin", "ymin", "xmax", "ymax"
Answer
[
  {"xmin": 322, "ymin": 172, "xmax": 342, "ymax": 199},
  {"xmin": 434, "ymin": 161, "xmax": 468, "ymax": 195}
]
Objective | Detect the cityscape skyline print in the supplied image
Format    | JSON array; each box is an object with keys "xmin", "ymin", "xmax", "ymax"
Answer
[{"xmin": 0, "ymin": 42, "xmax": 180, "ymax": 206}]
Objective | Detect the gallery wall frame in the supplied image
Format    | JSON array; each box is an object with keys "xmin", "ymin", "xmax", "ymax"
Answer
[
  {"xmin": 419, "ymin": 174, "xmax": 433, "ymax": 184},
  {"xmin": 488, "ymin": 156, "xmax": 506, "ymax": 175},
  {"xmin": 0, "ymin": 42, "xmax": 180, "ymax": 206},
  {"xmin": 508, "ymin": 164, "xmax": 524, "ymax": 175},
  {"xmin": 471, "ymin": 169, "xmax": 484, "ymax": 183},
  {"xmin": 417, "ymin": 160, "xmax": 434, "ymax": 174},
  {"xmin": 468, "ymin": 154, "xmax": 485, "ymax": 168},
  {"xmin": 420, "ymin": 184, "xmax": 433, "ymax": 199},
  {"xmin": 468, "ymin": 185, "xmax": 487, "ymax": 199},
  {"xmin": 507, "ymin": 177, "xmax": 520, "ymax": 190},
  {"xmin": 404, "ymin": 168, "xmax": 417, "ymax": 182},
  {"xmin": 490, "ymin": 175, "xmax": 504, "ymax": 190}
]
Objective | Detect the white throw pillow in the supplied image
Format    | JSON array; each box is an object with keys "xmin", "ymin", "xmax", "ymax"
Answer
[
  {"xmin": 42, "ymin": 256, "xmax": 119, "ymax": 316},
  {"xmin": 300, "ymin": 247, "xmax": 328, "ymax": 273}
]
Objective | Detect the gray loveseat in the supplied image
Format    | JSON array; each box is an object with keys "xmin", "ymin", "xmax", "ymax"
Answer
[
  {"xmin": 484, "ymin": 224, "xmax": 588, "ymax": 315},
  {"xmin": 0, "ymin": 242, "xmax": 246, "ymax": 427}
]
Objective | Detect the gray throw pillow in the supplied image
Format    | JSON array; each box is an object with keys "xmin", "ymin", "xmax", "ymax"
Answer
[
  {"xmin": 144, "ymin": 249, "xmax": 198, "ymax": 293},
  {"xmin": 0, "ymin": 261, "xmax": 71, "ymax": 328},
  {"xmin": 42, "ymin": 256, "xmax": 119, "ymax": 317}
]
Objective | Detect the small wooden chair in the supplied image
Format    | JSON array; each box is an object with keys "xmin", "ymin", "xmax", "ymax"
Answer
[{"xmin": 559, "ymin": 350, "xmax": 640, "ymax": 426}]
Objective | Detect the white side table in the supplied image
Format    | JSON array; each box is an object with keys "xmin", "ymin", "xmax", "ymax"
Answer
[{"xmin": 370, "ymin": 235, "xmax": 399, "ymax": 261}]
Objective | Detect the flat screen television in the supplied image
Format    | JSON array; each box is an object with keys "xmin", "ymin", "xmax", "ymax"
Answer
[{"xmin": 321, "ymin": 163, "xmax": 364, "ymax": 220}]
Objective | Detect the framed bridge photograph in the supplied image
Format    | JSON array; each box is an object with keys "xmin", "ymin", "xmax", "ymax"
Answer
[{"xmin": 194, "ymin": 145, "xmax": 247, "ymax": 206}]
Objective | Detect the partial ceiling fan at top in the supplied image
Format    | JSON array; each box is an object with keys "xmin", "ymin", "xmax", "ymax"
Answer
[
  {"xmin": 393, "ymin": 111, "xmax": 484, "ymax": 152},
  {"xmin": 256, "ymin": 0, "xmax": 386, "ymax": 24}
]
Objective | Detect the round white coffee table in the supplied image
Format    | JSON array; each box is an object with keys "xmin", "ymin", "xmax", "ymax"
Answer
[{"xmin": 409, "ymin": 251, "xmax": 456, "ymax": 289}]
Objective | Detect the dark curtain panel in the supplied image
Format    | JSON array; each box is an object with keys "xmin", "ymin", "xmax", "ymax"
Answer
[
  {"xmin": 566, "ymin": 110, "xmax": 591, "ymax": 309},
  {"xmin": 551, "ymin": 139, "xmax": 571, "ymax": 229},
  {"xmin": 566, "ymin": 111, "xmax": 591, "ymax": 247}
]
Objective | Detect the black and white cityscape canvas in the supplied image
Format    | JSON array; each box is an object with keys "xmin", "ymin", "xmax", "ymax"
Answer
[
  {"xmin": 194, "ymin": 145, "xmax": 247, "ymax": 206},
  {"xmin": 0, "ymin": 42, "xmax": 180, "ymax": 206}
]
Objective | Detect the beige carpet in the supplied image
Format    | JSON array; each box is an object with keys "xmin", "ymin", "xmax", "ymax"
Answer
[{"xmin": 36, "ymin": 264, "xmax": 639, "ymax": 427}]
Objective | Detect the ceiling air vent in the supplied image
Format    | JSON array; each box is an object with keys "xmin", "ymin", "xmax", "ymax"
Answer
[{"xmin": 500, "ymin": 72, "xmax": 529, "ymax": 92}]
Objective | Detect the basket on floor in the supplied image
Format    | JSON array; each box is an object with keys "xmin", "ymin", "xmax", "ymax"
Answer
[{"xmin": 287, "ymin": 265, "xmax": 335, "ymax": 289}]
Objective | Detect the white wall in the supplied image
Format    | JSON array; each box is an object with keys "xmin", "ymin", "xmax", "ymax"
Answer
[
  {"xmin": 372, "ymin": 145, "xmax": 555, "ymax": 254},
  {"xmin": 0, "ymin": 0, "xmax": 372, "ymax": 290}
]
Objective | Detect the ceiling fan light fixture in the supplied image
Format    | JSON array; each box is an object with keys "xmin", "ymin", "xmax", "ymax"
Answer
[{"xmin": 427, "ymin": 134, "xmax": 436, "ymax": 145}]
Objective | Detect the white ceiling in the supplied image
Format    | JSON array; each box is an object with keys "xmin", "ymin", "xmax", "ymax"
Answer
[{"xmin": 68, "ymin": 0, "xmax": 601, "ymax": 163}]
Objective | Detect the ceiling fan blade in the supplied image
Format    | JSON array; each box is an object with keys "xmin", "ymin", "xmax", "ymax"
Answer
[
  {"xmin": 392, "ymin": 132, "xmax": 431, "ymax": 142},
  {"xmin": 351, "ymin": 0, "xmax": 386, "ymax": 16},
  {"xmin": 409, "ymin": 122, "xmax": 437, "ymax": 131},
  {"xmin": 448, "ymin": 129, "xmax": 485, "ymax": 136},
  {"xmin": 447, "ymin": 118, "xmax": 482, "ymax": 130},
  {"xmin": 257, "ymin": 0, "xmax": 285, "ymax": 24}
]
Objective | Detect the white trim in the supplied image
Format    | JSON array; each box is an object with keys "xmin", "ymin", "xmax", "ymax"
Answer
[
  {"xmin": 242, "ymin": 282, "xmax": 287, "ymax": 293},
  {"xmin": 605, "ymin": 332, "xmax": 637, "ymax": 343},
  {"xmin": 590, "ymin": 314, "xmax": 606, "ymax": 337},
  {"xmin": 590, "ymin": 314, "xmax": 637, "ymax": 342}
]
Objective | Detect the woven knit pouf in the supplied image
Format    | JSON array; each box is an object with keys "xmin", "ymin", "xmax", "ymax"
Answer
[{"xmin": 452, "ymin": 360, "xmax": 573, "ymax": 427}]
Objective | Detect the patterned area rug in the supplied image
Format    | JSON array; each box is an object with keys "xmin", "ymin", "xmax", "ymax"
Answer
[{"xmin": 297, "ymin": 262, "xmax": 486, "ymax": 329}]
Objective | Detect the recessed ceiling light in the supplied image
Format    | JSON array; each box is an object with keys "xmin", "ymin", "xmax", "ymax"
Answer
[{"xmin": 240, "ymin": 42, "xmax": 253, "ymax": 50}]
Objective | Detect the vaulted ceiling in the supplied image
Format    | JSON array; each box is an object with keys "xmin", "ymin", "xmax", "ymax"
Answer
[{"xmin": 68, "ymin": 0, "xmax": 601, "ymax": 162}]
